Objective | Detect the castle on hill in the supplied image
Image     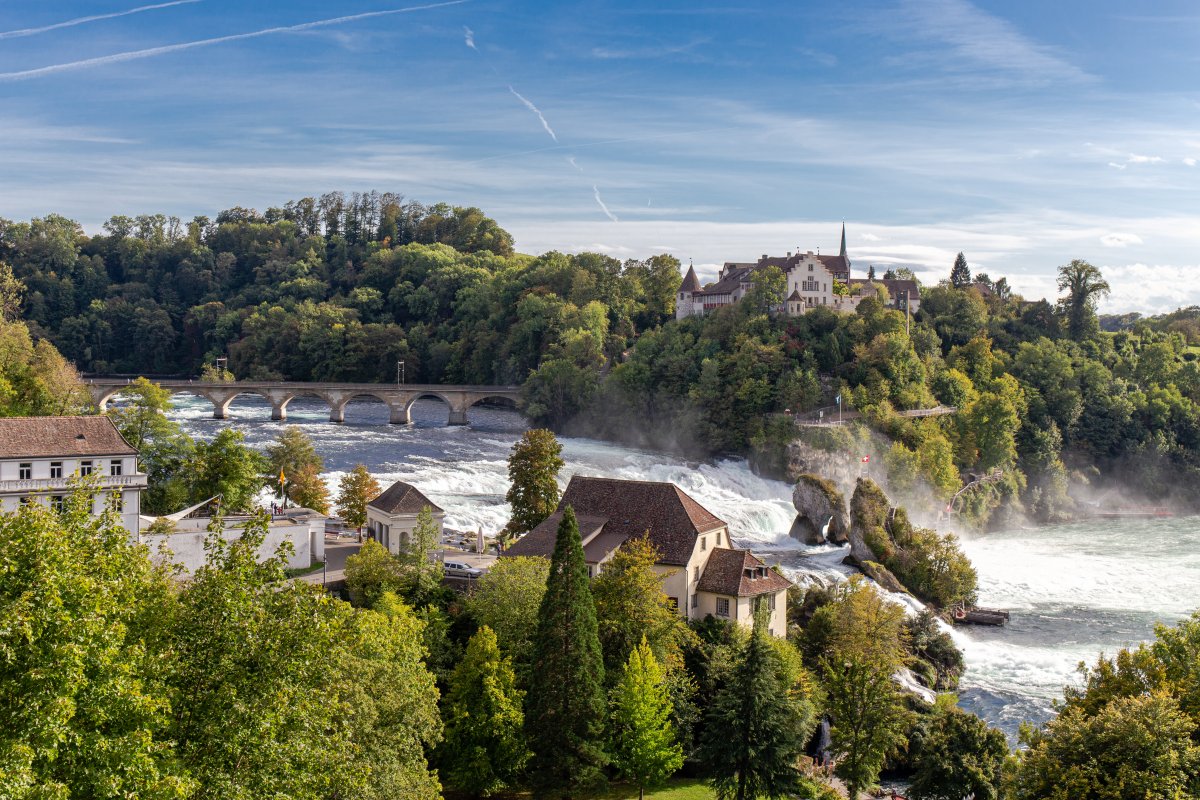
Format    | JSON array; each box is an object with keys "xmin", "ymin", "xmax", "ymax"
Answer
[{"xmin": 676, "ymin": 225, "xmax": 920, "ymax": 319}]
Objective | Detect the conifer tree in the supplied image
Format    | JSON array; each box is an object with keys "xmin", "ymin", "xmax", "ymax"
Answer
[
  {"xmin": 699, "ymin": 608, "xmax": 809, "ymax": 800},
  {"xmin": 610, "ymin": 638, "xmax": 684, "ymax": 800},
  {"xmin": 526, "ymin": 506, "xmax": 608, "ymax": 796},
  {"xmin": 441, "ymin": 626, "xmax": 529, "ymax": 797},
  {"xmin": 950, "ymin": 252, "xmax": 972, "ymax": 288},
  {"xmin": 504, "ymin": 428, "xmax": 564, "ymax": 539}
]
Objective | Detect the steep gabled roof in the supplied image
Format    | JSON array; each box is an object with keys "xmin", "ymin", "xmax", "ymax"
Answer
[
  {"xmin": 696, "ymin": 548, "xmax": 793, "ymax": 597},
  {"xmin": 787, "ymin": 289, "xmax": 803, "ymax": 301},
  {"xmin": 504, "ymin": 476, "xmax": 727, "ymax": 565},
  {"xmin": 0, "ymin": 416, "xmax": 136, "ymax": 459},
  {"xmin": 680, "ymin": 264, "xmax": 702, "ymax": 293},
  {"xmin": 368, "ymin": 481, "xmax": 443, "ymax": 515}
]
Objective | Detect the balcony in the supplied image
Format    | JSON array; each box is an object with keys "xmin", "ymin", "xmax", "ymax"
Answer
[{"xmin": 0, "ymin": 474, "xmax": 148, "ymax": 494}]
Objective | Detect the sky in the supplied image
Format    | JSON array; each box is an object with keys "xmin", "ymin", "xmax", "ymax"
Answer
[{"xmin": 1, "ymin": 1, "xmax": 1199, "ymax": 313}]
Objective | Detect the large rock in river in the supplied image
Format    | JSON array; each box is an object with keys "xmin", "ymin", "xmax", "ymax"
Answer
[{"xmin": 790, "ymin": 474, "xmax": 849, "ymax": 545}]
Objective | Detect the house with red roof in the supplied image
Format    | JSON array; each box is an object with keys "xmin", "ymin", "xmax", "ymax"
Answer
[{"xmin": 503, "ymin": 475, "xmax": 792, "ymax": 637}]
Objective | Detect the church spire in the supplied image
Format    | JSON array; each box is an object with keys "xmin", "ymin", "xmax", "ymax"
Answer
[{"xmin": 840, "ymin": 221, "xmax": 846, "ymax": 259}]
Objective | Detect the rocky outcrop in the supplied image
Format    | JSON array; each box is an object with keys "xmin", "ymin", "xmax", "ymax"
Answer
[
  {"xmin": 858, "ymin": 560, "xmax": 908, "ymax": 596},
  {"xmin": 846, "ymin": 477, "xmax": 892, "ymax": 566},
  {"xmin": 790, "ymin": 474, "xmax": 849, "ymax": 545}
]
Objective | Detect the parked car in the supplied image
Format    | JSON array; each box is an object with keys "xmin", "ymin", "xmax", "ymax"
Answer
[{"xmin": 443, "ymin": 560, "xmax": 483, "ymax": 578}]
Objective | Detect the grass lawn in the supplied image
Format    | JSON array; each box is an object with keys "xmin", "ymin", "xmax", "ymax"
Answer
[{"xmin": 283, "ymin": 561, "xmax": 324, "ymax": 579}]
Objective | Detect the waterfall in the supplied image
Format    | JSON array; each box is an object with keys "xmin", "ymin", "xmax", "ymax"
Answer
[{"xmin": 820, "ymin": 514, "xmax": 833, "ymax": 542}]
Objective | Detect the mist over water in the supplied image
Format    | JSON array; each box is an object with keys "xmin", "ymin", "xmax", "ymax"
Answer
[{"xmin": 166, "ymin": 394, "xmax": 1200, "ymax": 738}]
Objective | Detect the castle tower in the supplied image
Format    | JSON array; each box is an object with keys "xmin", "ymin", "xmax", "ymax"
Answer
[{"xmin": 677, "ymin": 262, "xmax": 702, "ymax": 319}]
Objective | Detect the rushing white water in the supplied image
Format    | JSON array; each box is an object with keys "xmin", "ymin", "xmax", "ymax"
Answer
[{"xmin": 163, "ymin": 394, "xmax": 1200, "ymax": 737}]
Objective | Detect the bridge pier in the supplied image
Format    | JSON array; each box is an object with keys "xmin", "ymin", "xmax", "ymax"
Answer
[
  {"xmin": 329, "ymin": 401, "xmax": 346, "ymax": 424},
  {"xmin": 389, "ymin": 404, "xmax": 412, "ymax": 425},
  {"xmin": 448, "ymin": 409, "xmax": 469, "ymax": 426}
]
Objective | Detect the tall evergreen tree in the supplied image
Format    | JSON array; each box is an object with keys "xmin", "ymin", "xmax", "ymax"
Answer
[
  {"xmin": 526, "ymin": 506, "xmax": 608, "ymax": 796},
  {"xmin": 441, "ymin": 626, "xmax": 529, "ymax": 797},
  {"xmin": 610, "ymin": 638, "xmax": 684, "ymax": 800},
  {"xmin": 950, "ymin": 252, "xmax": 971, "ymax": 288},
  {"xmin": 504, "ymin": 428, "xmax": 564, "ymax": 539},
  {"xmin": 698, "ymin": 609, "xmax": 810, "ymax": 800}
]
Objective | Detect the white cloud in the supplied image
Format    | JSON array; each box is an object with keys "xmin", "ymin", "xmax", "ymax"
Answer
[
  {"xmin": 463, "ymin": 26, "xmax": 476, "ymax": 51},
  {"xmin": 1185, "ymin": 157, "xmax": 1197, "ymax": 167},
  {"xmin": 1126, "ymin": 153, "xmax": 1165, "ymax": 164},
  {"xmin": 889, "ymin": 0, "xmax": 1090, "ymax": 84},
  {"xmin": 1101, "ymin": 232, "xmax": 1142, "ymax": 247},
  {"xmin": 861, "ymin": 232, "xmax": 881, "ymax": 241}
]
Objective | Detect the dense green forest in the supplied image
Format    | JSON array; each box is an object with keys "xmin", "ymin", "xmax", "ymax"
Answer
[{"xmin": 3, "ymin": 193, "xmax": 1200, "ymax": 524}]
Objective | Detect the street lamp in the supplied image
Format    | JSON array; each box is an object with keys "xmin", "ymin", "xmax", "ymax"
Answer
[{"xmin": 396, "ymin": 360, "xmax": 405, "ymax": 386}]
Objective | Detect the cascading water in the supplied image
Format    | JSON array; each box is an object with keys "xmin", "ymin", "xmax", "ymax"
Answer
[{"xmin": 162, "ymin": 395, "xmax": 1200, "ymax": 738}]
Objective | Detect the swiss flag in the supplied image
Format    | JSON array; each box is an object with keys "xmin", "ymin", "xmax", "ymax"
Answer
[{"xmin": 861, "ymin": 456, "xmax": 871, "ymax": 463}]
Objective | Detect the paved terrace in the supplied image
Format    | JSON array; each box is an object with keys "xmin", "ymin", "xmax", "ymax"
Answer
[{"xmin": 87, "ymin": 379, "xmax": 522, "ymax": 425}]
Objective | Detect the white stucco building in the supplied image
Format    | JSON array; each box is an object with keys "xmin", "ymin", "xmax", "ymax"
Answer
[
  {"xmin": 502, "ymin": 476, "xmax": 792, "ymax": 637},
  {"xmin": 366, "ymin": 480, "xmax": 445, "ymax": 555},
  {"xmin": 676, "ymin": 225, "xmax": 920, "ymax": 320},
  {"xmin": 0, "ymin": 416, "xmax": 146, "ymax": 534}
]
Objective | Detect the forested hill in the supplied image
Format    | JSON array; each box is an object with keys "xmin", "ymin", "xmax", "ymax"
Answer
[
  {"xmin": 4, "ymin": 193, "xmax": 1200, "ymax": 525},
  {"xmin": 0, "ymin": 193, "xmax": 680, "ymax": 382}
]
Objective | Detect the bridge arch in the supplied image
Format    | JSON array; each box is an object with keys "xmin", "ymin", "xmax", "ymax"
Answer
[
  {"xmin": 268, "ymin": 390, "xmax": 334, "ymax": 422},
  {"xmin": 330, "ymin": 392, "xmax": 402, "ymax": 425},
  {"xmin": 209, "ymin": 389, "xmax": 274, "ymax": 420}
]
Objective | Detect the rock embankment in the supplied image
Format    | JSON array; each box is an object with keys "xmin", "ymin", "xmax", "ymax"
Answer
[{"xmin": 789, "ymin": 474, "xmax": 849, "ymax": 545}]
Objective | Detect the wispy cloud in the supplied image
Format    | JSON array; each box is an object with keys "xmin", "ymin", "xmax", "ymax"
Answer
[
  {"xmin": 567, "ymin": 156, "xmax": 583, "ymax": 171},
  {"xmin": 0, "ymin": 0, "xmax": 200, "ymax": 40},
  {"xmin": 507, "ymin": 86, "xmax": 557, "ymax": 142},
  {"xmin": 1109, "ymin": 153, "xmax": 1166, "ymax": 169},
  {"xmin": 592, "ymin": 186, "xmax": 618, "ymax": 222},
  {"xmin": 0, "ymin": 1, "xmax": 466, "ymax": 82},
  {"xmin": 591, "ymin": 36, "xmax": 711, "ymax": 61},
  {"xmin": 1101, "ymin": 232, "xmax": 1142, "ymax": 247},
  {"xmin": 463, "ymin": 25, "xmax": 476, "ymax": 51},
  {"xmin": 888, "ymin": 0, "xmax": 1090, "ymax": 84},
  {"xmin": 1185, "ymin": 158, "xmax": 1197, "ymax": 167}
]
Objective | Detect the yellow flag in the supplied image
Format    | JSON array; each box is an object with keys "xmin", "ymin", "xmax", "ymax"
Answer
[{"xmin": 279, "ymin": 468, "xmax": 286, "ymax": 485}]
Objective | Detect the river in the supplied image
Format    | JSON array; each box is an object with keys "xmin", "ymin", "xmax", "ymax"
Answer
[{"xmin": 166, "ymin": 394, "xmax": 1200, "ymax": 738}]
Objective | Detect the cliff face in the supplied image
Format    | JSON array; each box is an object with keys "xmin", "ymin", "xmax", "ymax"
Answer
[
  {"xmin": 847, "ymin": 477, "xmax": 892, "ymax": 567},
  {"xmin": 790, "ymin": 474, "xmax": 850, "ymax": 545}
]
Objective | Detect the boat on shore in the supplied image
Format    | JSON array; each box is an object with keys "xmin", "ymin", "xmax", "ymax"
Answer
[
  {"xmin": 1091, "ymin": 506, "xmax": 1174, "ymax": 520},
  {"xmin": 952, "ymin": 604, "xmax": 1010, "ymax": 626}
]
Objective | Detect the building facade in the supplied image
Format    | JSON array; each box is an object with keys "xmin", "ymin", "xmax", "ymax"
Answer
[
  {"xmin": 0, "ymin": 416, "xmax": 147, "ymax": 534},
  {"xmin": 676, "ymin": 225, "xmax": 920, "ymax": 320},
  {"xmin": 366, "ymin": 480, "xmax": 445, "ymax": 555},
  {"xmin": 502, "ymin": 476, "xmax": 792, "ymax": 637}
]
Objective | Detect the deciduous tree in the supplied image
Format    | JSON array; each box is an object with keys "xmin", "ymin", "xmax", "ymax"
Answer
[
  {"xmin": 610, "ymin": 638, "xmax": 684, "ymax": 800},
  {"xmin": 187, "ymin": 428, "xmax": 266, "ymax": 512},
  {"xmin": 441, "ymin": 626, "xmax": 529, "ymax": 796},
  {"xmin": 504, "ymin": 428, "xmax": 563, "ymax": 537},
  {"xmin": 466, "ymin": 556, "xmax": 549, "ymax": 680},
  {"xmin": 337, "ymin": 463, "xmax": 380, "ymax": 537},
  {"xmin": 286, "ymin": 463, "xmax": 330, "ymax": 513},
  {"xmin": 1057, "ymin": 259, "xmax": 1110, "ymax": 341}
]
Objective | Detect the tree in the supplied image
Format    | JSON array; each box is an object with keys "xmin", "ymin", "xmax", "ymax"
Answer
[
  {"xmin": 265, "ymin": 426, "xmax": 323, "ymax": 492},
  {"xmin": 610, "ymin": 639, "xmax": 684, "ymax": 800},
  {"xmin": 287, "ymin": 463, "xmax": 330, "ymax": 513},
  {"xmin": 592, "ymin": 536, "xmax": 690, "ymax": 675},
  {"xmin": 744, "ymin": 265, "xmax": 787, "ymax": 315},
  {"xmin": 868, "ymin": 264, "xmax": 876, "ymax": 281},
  {"xmin": 187, "ymin": 428, "xmax": 266, "ymax": 511},
  {"xmin": 819, "ymin": 576, "xmax": 912, "ymax": 799},
  {"xmin": 698, "ymin": 608, "xmax": 814, "ymax": 800},
  {"xmin": 0, "ymin": 486, "xmax": 188, "ymax": 799},
  {"xmin": 337, "ymin": 464, "xmax": 381, "ymax": 538},
  {"xmin": 950, "ymin": 252, "xmax": 971, "ymax": 288},
  {"xmin": 441, "ymin": 626, "xmax": 529, "ymax": 796},
  {"xmin": 335, "ymin": 599, "xmax": 443, "ymax": 800},
  {"xmin": 908, "ymin": 696, "xmax": 1008, "ymax": 800},
  {"xmin": 106, "ymin": 377, "xmax": 195, "ymax": 514},
  {"xmin": 1057, "ymin": 259, "xmax": 1110, "ymax": 340},
  {"xmin": 1013, "ymin": 694, "xmax": 1200, "ymax": 800},
  {"xmin": 466, "ymin": 556, "xmax": 549, "ymax": 679},
  {"xmin": 526, "ymin": 506, "xmax": 609, "ymax": 796},
  {"xmin": 344, "ymin": 539, "xmax": 406, "ymax": 609},
  {"xmin": 398, "ymin": 505, "xmax": 444, "ymax": 604},
  {"xmin": 200, "ymin": 361, "xmax": 235, "ymax": 382},
  {"xmin": 504, "ymin": 428, "xmax": 563, "ymax": 538}
]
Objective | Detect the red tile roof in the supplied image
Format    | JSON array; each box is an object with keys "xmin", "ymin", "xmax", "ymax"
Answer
[
  {"xmin": 368, "ymin": 481, "xmax": 443, "ymax": 515},
  {"xmin": 696, "ymin": 548, "xmax": 793, "ymax": 597},
  {"xmin": 0, "ymin": 416, "xmax": 136, "ymax": 458},
  {"xmin": 504, "ymin": 476, "xmax": 727, "ymax": 565}
]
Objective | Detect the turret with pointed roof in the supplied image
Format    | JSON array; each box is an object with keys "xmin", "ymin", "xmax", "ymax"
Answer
[
  {"xmin": 680, "ymin": 263, "xmax": 702, "ymax": 293},
  {"xmin": 840, "ymin": 221, "xmax": 847, "ymax": 260}
]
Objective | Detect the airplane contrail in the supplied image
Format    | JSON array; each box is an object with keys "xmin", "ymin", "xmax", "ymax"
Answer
[
  {"xmin": 0, "ymin": 0, "xmax": 201, "ymax": 40},
  {"xmin": 592, "ymin": 186, "xmax": 618, "ymax": 222},
  {"xmin": 463, "ymin": 25, "xmax": 477, "ymax": 50},
  {"xmin": 0, "ymin": 1, "xmax": 467, "ymax": 82},
  {"xmin": 567, "ymin": 156, "xmax": 583, "ymax": 171},
  {"xmin": 508, "ymin": 86, "xmax": 557, "ymax": 142}
]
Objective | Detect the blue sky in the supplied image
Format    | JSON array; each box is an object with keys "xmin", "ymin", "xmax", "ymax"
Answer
[{"xmin": 2, "ymin": 0, "xmax": 1198, "ymax": 312}]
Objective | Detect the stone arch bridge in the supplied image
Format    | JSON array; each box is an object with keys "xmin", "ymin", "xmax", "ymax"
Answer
[{"xmin": 87, "ymin": 380, "xmax": 523, "ymax": 426}]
